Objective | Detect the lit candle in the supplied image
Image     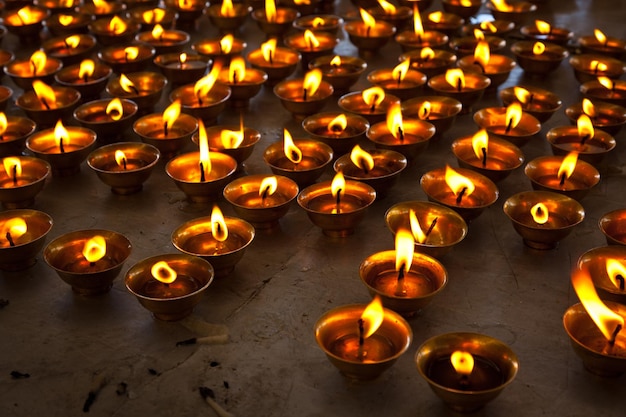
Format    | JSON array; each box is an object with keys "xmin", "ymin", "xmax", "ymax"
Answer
[
  {"xmin": 88, "ymin": 15, "xmax": 140, "ymax": 46},
  {"xmin": 251, "ymin": 0, "xmax": 300, "ymax": 38},
  {"xmin": 473, "ymin": 102, "xmax": 541, "ymax": 148},
  {"xmin": 499, "ymin": 85, "xmax": 562, "ymax": 123},
  {"xmin": 366, "ymin": 58, "xmax": 427, "ymax": 100},
  {"xmin": 134, "ymin": 23, "xmax": 190, "ymax": 55},
  {"xmin": 0, "ymin": 209, "xmax": 53, "ymax": 270},
  {"xmin": 217, "ymin": 55, "xmax": 268, "ymax": 107},
  {"xmin": 395, "ymin": 5, "xmax": 448, "ymax": 51},
  {"xmin": 344, "ymin": 8, "xmax": 396, "ymax": 56},
  {"xmin": 0, "ymin": 156, "xmax": 50, "ymax": 209},
  {"xmin": 338, "ymin": 86, "xmax": 401, "ymax": 125},
  {"xmin": 457, "ymin": 39, "xmax": 515, "ymax": 89},
  {"xmin": 427, "ymin": 68, "xmax": 491, "ymax": 114},
  {"xmin": 579, "ymin": 28, "xmax": 626, "ymax": 59},
  {"xmin": 511, "ymin": 40, "xmax": 569, "ymax": 75},
  {"xmin": 520, "ymin": 19, "xmax": 574, "ymax": 46},
  {"xmin": 273, "ymin": 68, "xmax": 334, "ymax": 119}
]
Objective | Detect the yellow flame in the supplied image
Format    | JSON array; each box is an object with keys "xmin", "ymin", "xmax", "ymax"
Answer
[
  {"xmin": 304, "ymin": 30, "xmax": 320, "ymax": 50},
  {"xmin": 409, "ymin": 208, "xmax": 425, "ymax": 243},
  {"xmin": 114, "ymin": 150, "xmax": 127, "ymax": 168},
  {"xmin": 572, "ymin": 266, "xmax": 624, "ymax": 341},
  {"xmin": 393, "ymin": 59, "xmax": 410, "ymax": 83},
  {"xmin": 109, "ymin": 16, "xmax": 128, "ymax": 35},
  {"xmin": 451, "ymin": 351, "xmax": 474, "ymax": 375},
  {"xmin": 220, "ymin": 0, "xmax": 235, "ymax": 17},
  {"xmin": 105, "ymin": 98, "xmax": 124, "ymax": 121},
  {"xmin": 505, "ymin": 102, "xmax": 523, "ymax": 130},
  {"xmin": 142, "ymin": 8, "xmax": 166, "ymax": 24},
  {"xmin": 178, "ymin": 0, "xmax": 193, "ymax": 10},
  {"xmin": 473, "ymin": 28, "xmax": 485, "ymax": 41},
  {"xmin": 360, "ymin": 296, "xmax": 384, "ymax": 339},
  {"xmin": 220, "ymin": 34, "xmax": 234, "ymax": 54},
  {"xmin": 2, "ymin": 218, "xmax": 27, "ymax": 241},
  {"xmin": 259, "ymin": 176, "xmax": 278, "ymax": 198},
  {"xmin": 471, "ymin": 129, "xmax": 489, "ymax": 161},
  {"xmin": 151, "ymin": 260, "xmax": 177, "ymax": 284},
  {"xmin": 386, "ymin": 102, "xmax": 404, "ymax": 140},
  {"xmin": 82, "ymin": 235, "xmax": 107, "ymax": 263},
  {"xmin": 460, "ymin": 0, "xmax": 472, "ymax": 6},
  {"xmin": 220, "ymin": 117, "xmax": 244, "ymax": 149},
  {"xmin": 283, "ymin": 129, "xmax": 302, "ymax": 164},
  {"xmin": 30, "ymin": 50, "xmax": 47, "ymax": 76},
  {"xmin": 606, "ymin": 259, "xmax": 626, "ymax": 291},
  {"xmin": 179, "ymin": 53, "xmax": 187, "ymax": 66},
  {"xmin": 533, "ymin": 41, "xmax": 546, "ymax": 55},
  {"xmin": 3, "ymin": 157, "xmax": 22, "ymax": 178},
  {"xmin": 54, "ymin": 119, "xmax": 69, "ymax": 149},
  {"xmin": 395, "ymin": 228, "xmax": 414, "ymax": 273},
  {"xmin": 151, "ymin": 23, "xmax": 164, "ymax": 40},
  {"xmin": 265, "ymin": 0, "xmax": 277, "ymax": 22},
  {"xmin": 429, "ymin": 11, "xmax": 443, "ymax": 23},
  {"xmin": 419, "ymin": 47, "xmax": 434, "ymax": 61},
  {"xmin": 535, "ymin": 20, "xmax": 551, "ymax": 35},
  {"xmin": 93, "ymin": 0, "xmax": 113, "ymax": 12},
  {"xmin": 582, "ymin": 98, "xmax": 596, "ymax": 118},
  {"xmin": 16, "ymin": 6, "xmax": 40, "ymax": 24},
  {"xmin": 445, "ymin": 165, "xmax": 475, "ymax": 198},
  {"xmin": 59, "ymin": 14, "xmax": 75, "ymax": 26},
  {"xmin": 124, "ymin": 46, "xmax": 139, "ymax": 61},
  {"xmin": 32, "ymin": 80, "xmax": 57, "ymax": 109},
  {"xmin": 445, "ymin": 68, "xmax": 466, "ymax": 90},
  {"xmin": 119, "ymin": 74, "xmax": 137, "ymax": 94},
  {"xmin": 162, "ymin": 100, "xmax": 181, "ymax": 129},
  {"xmin": 330, "ymin": 55, "xmax": 342, "ymax": 67},
  {"xmin": 0, "ymin": 113, "xmax": 7, "ymax": 136},
  {"xmin": 480, "ymin": 21, "xmax": 497, "ymax": 33},
  {"xmin": 303, "ymin": 68, "xmax": 322, "ymax": 98},
  {"xmin": 513, "ymin": 86, "xmax": 531, "ymax": 104},
  {"xmin": 228, "ymin": 55, "xmax": 246, "ymax": 83},
  {"xmin": 474, "ymin": 40, "xmax": 490, "ymax": 69},
  {"xmin": 557, "ymin": 152, "xmax": 578, "ymax": 182},
  {"xmin": 418, "ymin": 100, "xmax": 431, "ymax": 120},
  {"xmin": 377, "ymin": 0, "xmax": 396, "ymax": 14},
  {"xmin": 577, "ymin": 114, "xmax": 595, "ymax": 141},
  {"xmin": 590, "ymin": 59, "xmax": 608, "ymax": 73},
  {"xmin": 530, "ymin": 202, "xmax": 549, "ymax": 224},
  {"xmin": 64, "ymin": 35, "xmax": 81, "ymax": 49},
  {"xmin": 360, "ymin": 8, "xmax": 376, "ymax": 31},
  {"xmin": 598, "ymin": 76, "xmax": 614, "ymax": 91},
  {"xmin": 211, "ymin": 205, "xmax": 229, "ymax": 242},
  {"xmin": 594, "ymin": 28, "xmax": 607, "ymax": 44},
  {"xmin": 328, "ymin": 114, "xmax": 347, "ymax": 133},
  {"xmin": 362, "ymin": 86, "xmax": 385, "ymax": 109},
  {"xmin": 194, "ymin": 63, "xmax": 222, "ymax": 98},
  {"xmin": 312, "ymin": 17, "xmax": 325, "ymax": 27},
  {"xmin": 490, "ymin": 0, "xmax": 514, "ymax": 12},
  {"xmin": 331, "ymin": 170, "xmax": 345, "ymax": 200},
  {"xmin": 350, "ymin": 145, "xmax": 375, "ymax": 172},
  {"xmin": 78, "ymin": 59, "xmax": 95, "ymax": 80},
  {"xmin": 198, "ymin": 119, "xmax": 211, "ymax": 178},
  {"xmin": 261, "ymin": 38, "xmax": 277, "ymax": 63}
]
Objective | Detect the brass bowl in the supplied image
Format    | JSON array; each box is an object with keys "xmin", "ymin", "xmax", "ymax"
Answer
[
  {"xmin": 45, "ymin": 229, "xmax": 132, "ymax": 295},
  {"xmin": 473, "ymin": 106, "xmax": 541, "ymax": 148},
  {"xmin": 73, "ymin": 98, "xmax": 139, "ymax": 143},
  {"xmin": 565, "ymin": 101, "xmax": 626, "ymax": 136},
  {"xmin": 546, "ymin": 125, "xmax": 616, "ymax": 166},
  {"xmin": 195, "ymin": 125, "xmax": 261, "ymax": 169},
  {"xmin": 273, "ymin": 77, "xmax": 334, "ymax": 120},
  {"xmin": 302, "ymin": 112, "xmax": 370, "ymax": 156},
  {"xmin": 98, "ymin": 44, "xmax": 156, "ymax": 74},
  {"xmin": 169, "ymin": 83, "xmax": 231, "ymax": 124},
  {"xmin": 263, "ymin": 139, "xmax": 333, "ymax": 188},
  {"xmin": 105, "ymin": 71, "xmax": 167, "ymax": 112},
  {"xmin": 524, "ymin": 155, "xmax": 600, "ymax": 201},
  {"xmin": 0, "ymin": 209, "xmax": 53, "ymax": 270},
  {"xmin": 401, "ymin": 95, "xmax": 462, "ymax": 139},
  {"xmin": 499, "ymin": 85, "xmax": 562, "ymax": 123},
  {"xmin": 133, "ymin": 111, "xmax": 198, "ymax": 160},
  {"xmin": 511, "ymin": 41, "xmax": 569, "ymax": 74},
  {"xmin": 26, "ymin": 126, "xmax": 97, "ymax": 176},
  {"xmin": 0, "ymin": 156, "xmax": 50, "ymax": 209},
  {"xmin": 599, "ymin": 209, "xmax": 626, "ymax": 246},
  {"xmin": 0, "ymin": 115, "xmax": 36, "ymax": 157},
  {"xmin": 577, "ymin": 246, "xmax": 626, "ymax": 305},
  {"xmin": 366, "ymin": 119, "xmax": 436, "ymax": 162},
  {"xmin": 54, "ymin": 62, "xmax": 113, "ymax": 100},
  {"xmin": 16, "ymin": 86, "xmax": 81, "ymax": 128}
]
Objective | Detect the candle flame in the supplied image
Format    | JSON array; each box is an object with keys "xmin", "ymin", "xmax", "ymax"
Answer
[
  {"xmin": 360, "ymin": 295, "xmax": 384, "ymax": 339},
  {"xmin": 350, "ymin": 145, "xmax": 375, "ymax": 172},
  {"xmin": 395, "ymin": 228, "xmax": 414, "ymax": 274},
  {"xmin": 594, "ymin": 28, "xmax": 607, "ymax": 44},
  {"xmin": 606, "ymin": 259, "xmax": 626, "ymax": 291},
  {"xmin": 179, "ymin": 52, "xmax": 187, "ymax": 65},
  {"xmin": 59, "ymin": 14, "xmax": 75, "ymax": 26},
  {"xmin": 530, "ymin": 202, "xmax": 549, "ymax": 224},
  {"xmin": 211, "ymin": 205, "xmax": 229, "ymax": 242},
  {"xmin": 535, "ymin": 20, "xmax": 551, "ymax": 35},
  {"xmin": 109, "ymin": 15, "xmax": 128, "ymax": 35},
  {"xmin": 582, "ymin": 98, "xmax": 596, "ymax": 118},
  {"xmin": 505, "ymin": 102, "xmax": 523, "ymax": 131},
  {"xmin": 420, "ymin": 47, "xmax": 435, "ymax": 60},
  {"xmin": 178, "ymin": 0, "xmax": 193, "ymax": 10},
  {"xmin": 220, "ymin": 34, "xmax": 234, "ymax": 54},
  {"xmin": 93, "ymin": 0, "xmax": 113, "ymax": 13},
  {"xmin": 362, "ymin": 86, "xmax": 385, "ymax": 108},
  {"xmin": 261, "ymin": 38, "xmax": 277, "ymax": 62},
  {"xmin": 3, "ymin": 157, "xmax": 22, "ymax": 178},
  {"xmin": 473, "ymin": 28, "xmax": 485, "ymax": 41},
  {"xmin": 220, "ymin": 0, "xmax": 236, "ymax": 17},
  {"xmin": 124, "ymin": 46, "xmax": 140, "ymax": 61},
  {"xmin": 303, "ymin": 68, "xmax": 322, "ymax": 98},
  {"xmin": 418, "ymin": 100, "xmax": 431, "ymax": 120},
  {"xmin": 304, "ymin": 30, "xmax": 321, "ymax": 50},
  {"xmin": 474, "ymin": 40, "xmax": 490, "ymax": 69},
  {"xmin": 360, "ymin": 8, "xmax": 376, "ymax": 32},
  {"xmin": 490, "ymin": 0, "xmax": 514, "ymax": 12},
  {"xmin": 54, "ymin": 119, "xmax": 69, "ymax": 149},
  {"xmin": 258, "ymin": 176, "xmax": 278, "ymax": 198},
  {"xmin": 294, "ymin": 0, "xmax": 311, "ymax": 4},
  {"xmin": 590, "ymin": 59, "xmax": 608, "ymax": 73},
  {"xmin": 0, "ymin": 113, "xmax": 7, "ymax": 136},
  {"xmin": 378, "ymin": 0, "xmax": 397, "ymax": 13},
  {"xmin": 151, "ymin": 23, "xmax": 165, "ymax": 40},
  {"xmin": 198, "ymin": 119, "xmax": 211, "ymax": 178},
  {"xmin": 451, "ymin": 351, "xmax": 474, "ymax": 376},
  {"xmin": 413, "ymin": 6, "xmax": 424, "ymax": 37},
  {"xmin": 64, "ymin": 35, "xmax": 81, "ymax": 49},
  {"xmin": 386, "ymin": 102, "xmax": 404, "ymax": 140},
  {"xmin": 577, "ymin": 114, "xmax": 595, "ymax": 141},
  {"xmin": 151, "ymin": 260, "xmax": 177, "ymax": 284},
  {"xmin": 16, "ymin": 6, "xmax": 40, "ymax": 24},
  {"xmin": 393, "ymin": 59, "xmax": 410, "ymax": 83},
  {"xmin": 228, "ymin": 55, "xmax": 246, "ymax": 84},
  {"xmin": 532, "ymin": 41, "xmax": 546, "ymax": 56},
  {"xmin": 598, "ymin": 76, "xmax": 614, "ymax": 91},
  {"xmin": 428, "ymin": 11, "xmax": 443, "ymax": 23},
  {"xmin": 114, "ymin": 150, "xmax": 127, "ymax": 168},
  {"xmin": 513, "ymin": 86, "xmax": 531, "ymax": 104},
  {"xmin": 162, "ymin": 100, "xmax": 181, "ymax": 129},
  {"xmin": 471, "ymin": 129, "xmax": 489, "ymax": 161},
  {"xmin": 194, "ymin": 62, "xmax": 222, "ymax": 98},
  {"xmin": 445, "ymin": 68, "xmax": 466, "ymax": 90},
  {"xmin": 557, "ymin": 152, "xmax": 578, "ymax": 182},
  {"xmin": 82, "ymin": 235, "xmax": 106, "ymax": 264},
  {"xmin": 283, "ymin": 129, "xmax": 302, "ymax": 164},
  {"xmin": 312, "ymin": 17, "xmax": 325, "ymax": 27},
  {"xmin": 2, "ymin": 218, "xmax": 27, "ymax": 241},
  {"xmin": 220, "ymin": 117, "xmax": 245, "ymax": 149},
  {"xmin": 480, "ymin": 21, "xmax": 497, "ymax": 33},
  {"xmin": 460, "ymin": 0, "xmax": 472, "ymax": 6},
  {"xmin": 32, "ymin": 80, "xmax": 57, "ymax": 109},
  {"xmin": 142, "ymin": 8, "xmax": 166, "ymax": 24},
  {"xmin": 331, "ymin": 170, "xmax": 345, "ymax": 200},
  {"xmin": 105, "ymin": 98, "xmax": 124, "ymax": 121},
  {"xmin": 409, "ymin": 209, "xmax": 438, "ymax": 244},
  {"xmin": 78, "ymin": 59, "xmax": 95, "ymax": 80},
  {"xmin": 572, "ymin": 266, "xmax": 624, "ymax": 341},
  {"xmin": 265, "ymin": 0, "xmax": 277, "ymax": 22},
  {"xmin": 328, "ymin": 114, "xmax": 347, "ymax": 134},
  {"xmin": 445, "ymin": 165, "xmax": 475, "ymax": 199},
  {"xmin": 30, "ymin": 50, "xmax": 47, "ymax": 76},
  {"xmin": 119, "ymin": 74, "xmax": 138, "ymax": 94}
]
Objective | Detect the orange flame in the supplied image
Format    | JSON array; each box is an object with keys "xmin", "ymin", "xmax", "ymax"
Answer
[
  {"xmin": 30, "ymin": 50, "xmax": 47, "ymax": 76},
  {"xmin": 220, "ymin": 34, "xmax": 234, "ymax": 54},
  {"xmin": 360, "ymin": 8, "xmax": 376, "ymax": 33},
  {"xmin": 471, "ymin": 129, "xmax": 489, "ymax": 161},
  {"xmin": 362, "ymin": 86, "xmax": 385, "ymax": 109},
  {"xmin": 451, "ymin": 351, "xmax": 474, "ymax": 375},
  {"xmin": 108, "ymin": 16, "xmax": 128, "ymax": 35},
  {"xmin": 413, "ymin": 5, "xmax": 424, "ymax": 37},
  {"xmin": 151, "ymin": 23, "xmax": 164, "ymax": 40},
  {"xmin": 420, "ymin": 47, "xmax": 435, "ymax": 60},
  {"xmin": 220, "ymin": 117, "xmax": 244, "ymax": 149},
  {"xmin": 360, "ymin": 295, "xmax": 384, "ymax": 339},
  {"xmin": 259, "ymin": 176, "xmax": 278, "ymax": 198},
  {"xmin": 261, "ymin": 38, "xmax": 277, "ymax": 63},
  {"xmin": 228, "ymin": 55, "xmax": 246, "ymax": 84},
  {"xmin": 532, "ymin": 41, "xmax": 546, "ymax": 55},
  {"xmin": 220, "ymin": 0, "xmax": 236, "ymax": 17},
  {"xmin": 473, "ymin": 28, "xmax": 485, "ymax": 41},
  {"xmin": 530, "ymin": 202, "xmax": 549, "ymax": 224},
  {"xmin": 304, "ymin": 30, "xmax": 321, "ymax": 50},
  {"xmin": 3, "ymin": 157, "xmax": 22, "ymax": 179},
  {"xmin": 350, "ymin": 145, "xmax": 375, "ymax": 172},
  {"xmin": 16, "ymin": 6, "xmax": 41, "ymax": 24},
  {"xmin": 114, "ymin": 150, "xmax": 127, "ymax": 168},
  {"xmin": 572, "ymin": 266, "xmax": 624, "ymax": 341},
  {"xmin": 377, "ymin": 0, "xmax": 396, "ymax": 14},
  {"xmin": 331, "ymin": 170, "xmax": 345, "ymax": 201},
  {"xmin": 594, "ymin": 28, "xmax": 607, "ymax": 44},
  {"xmin": 418, "ymin": 100, "xmax": 431, "ymax": 120},
  {"xmin": 582, "ymin": 98, "xmax": 596, "ymax": 118},
  {"xmin": 1, "ymin": 217, "xmax": 27, "ymax": 242},
  {"xmin": 93, "ymin": 0, "xmax": 113, "ymax": 12},
  {"xmin": 590, "ymin": 59, "xmax": 608, "ymax": 73},
  {"xmin": 598, "ymin": 76, "xmax": 614, "ymax": 91},
  {"xmin": 606, "ymin": 259, "xmax": 626, "ymax": 291},
  {"xmin": 445, "ymin": 165, "xmax": 475, "ymax": 199},
  {"xmin": 409, "ymin": 209, "xmax": 438, "ymax": 244},
  {"xmin": 162, "ymin": 100, "xmax": 181, "ymax": 131},
  {"xmin": 505, "ymin": 102, "xmax": 523, "ymax": 131},
  {"xmin": 265, "ymin": 0, "xmax": 277, "ymax": 22},
  {"xmin": 119, "ymin": 74, "xmax": 138, "ymax": 94},
  {"xmin": 194, "ymin": 62, "xmax": 222, "ymax": 99},
  {"xmin": 151, "ymin": 260, "xmax": 177, "ymax": 284},
  {"xmin": 445, "ymin": 68, "xmax": 466, "ymax": 91},
  {"xmin": 395, "ymin": 228, "xmax": 414, "ymax": 273},
  {"xmin": 198, "ymin": 119, "xmax": 211, "ymax": 179},
  {"xmin": 283, "ymin": 129, "xmax": 302, "ymax": 164},
  {"xmin": 513, "ymin": 86, "xmax": 531, "ymax": 104},
  {"xmin": 303, "ymin": 68, "xmax": 322, "ymax": 98},
  {"xmin": 428, "ymin": 11, "xmax": 443, "ymax": 23},
  {"xmin": 32, "ymin": 80, "xmax": 57, "ymax": 109},
  {"xmin": 0, "ymin": 113, "xmax": 7, "ymax": 136},
  {"xmin": 82, "ymin": 235, "xmax": 106, "ymax": 263},
  {"xmin": 179, "ymin": 53, "xmax": 187, "ymax": 66},
  {"xmin": 312, "ymin": 17, "xmax": 325, "ymax": 27},
  {"xmin": 124, "ymin": 46, "xmax": 140, "ymax": 61},
  {"xmin": 535, "ymin": 20, "xmax": 551, "ymax": 34},
  {"xmin": 54, "ymin": 119, "xmax": 69, "ymax": 150},
  {"xmin": 386, "ymin": 101, "xmax": 404, "ymax": 140},
  {"xmin": 142, "ymin": 8, "xmax": 166, "ymax": 24},
  {"xmin": 64, "ymin": 35, "xmax": 81, "ymax": 49},
  {"xmin": 105, "ymin": 99, "xmax": 124, "ymax": 122},
  {"xmin": 328, "ymin": 114, "xmax": 347, "ymax": 134},
  {"xmin": 577, "ymin": 114, "xmax": 595, "ymax": 141},
  {"xmin": 557, "ymin": 152, "xmax": 578, "ymax": 182},
  {"xmin": 474, "ymin": 40, "xmax": 490, "ymax": 69},
  {"xmin": 78, "ymin": 59, "xmax": 95, "ymax": 80},
  {"xmin": 490, "ymin": 0, "xmax": 514, "ymax": 12},
  {"xmin": 59, "ymin": 14, "xmax": 75, "ymax": 26},
  {"xmin": 178, "ymin": 0, "xmax": 193, "ymax": 10},
  {"xmin": 211, "ymin": 205, "xmax": 229, "ymax": 242},
  {"xmin": 480, "ymin": 21, "xmax": 497, "ymax": 33},
  {"xmin": 393, "ymin": 59, "xmax": 410, "ymax": 83}
]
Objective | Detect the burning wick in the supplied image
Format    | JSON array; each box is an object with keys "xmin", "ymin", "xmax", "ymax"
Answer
[
  {"xmin": 366, "ymin": 26, "xmax": 371, "ymax": 37},
  {"xmin": 397, "ymin": 126, "xmax": 404, "ymax": 142},
  {"xmin": 59, "ymin": 137, "xmax": 65, "ymax": 153},
  {"xmin": 505, "ymin": 118, "xmax": 514, "ymax": 134},
  {"xmin": 481, "ymin": 147, "xmax": 487, "ymax": 167},
  {"xmin": 232, "ymin": 70, "xmax": 238, "ymax": 85},
  {"xmin": 559, "ymin": 172, "xmax": 566, "ymax": 186},
  {"xmin": 268, "ymin": 50, "xmax": 273, "ymax": 65},
  {"xmin": 335, "ymin": 187, "xmax": 342, "ymax": 213},
  {"xmin": 199, "ymin": 161, "xmax": 206, "ymax": 182},
  {"xmin": 580, "ymin": 133, "xmax": 591, "ymax": 146},
  {"xmin": 473, "ymin": 59, "xmax": 485, "ymax": 74},
  {"xmin": 395, "ymin": 262, "xmax": 406, "ymax": 296},
  {"xmin": 163, "ymin": 121, "xmax": 170, "ymax": 137},
  {"xmin": 396, "ymin": 72, "xmax": 402, "ymax": 86},
  {"xmin": 616, "ymin": 273, "xmax": 625, "ymax": 291},
  {"xmin": 455, "ymin": 187, "xmax": 467, "ymax": 204},
  {"xmin": 357, "ymin": 317, "xmax": 365, "ymax": 359},
  {"xmin": 303, "ymin": 87, "xmax": 308, "ymax": 101},
  {"xmin": 370, "ymin": 94, "xmax": 379, "ymax": 113},
  {"xmin": 5, "ymin": 231, "xmax": 15, "ymax": 247},
  {"xmin": 261, "ymin": 185, "xmax": 271, "ymax": 200},
  {"xmin": 31, "ymin": 61, "xmax": 38, "ymax": 76},
  {"xmin": 425, "ymin": 217, "xmax": 438, "ymax": 237},
  {"xmin": 40, "ymin": 97, "xmax": 51, "ymax": 111},
  {"xmin": 121, "ymin": 157, "xmax": 127, "ymax": 170},
  {"xmin": 11, "ymin": 164, "xmax": 17, "ymax": 186},
  {"xmin": 609, "ymin": 324, "xmax": 622, "ymax": 348},
  {"xmin": 456, "ymin": 78, "xmax": 463, "ymax": 93},
  {"xmin": 420, "ymin": 108, "xmax": 429, "ymax": 120}
]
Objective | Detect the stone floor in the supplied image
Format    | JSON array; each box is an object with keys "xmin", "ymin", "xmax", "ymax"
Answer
[{"xmin": 1, "ymin": 0, "xmax": 626, "ymax": 416}]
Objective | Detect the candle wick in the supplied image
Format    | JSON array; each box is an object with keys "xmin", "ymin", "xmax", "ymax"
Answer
[
  {"xmin": 269, "ymin": 51, "xmax": 273, "ymax": 65},
  {"xmin": 40, "ymin": 97, "xmax": 50, "ymax": 111},
  {"xmin": 456, "ymin": 187, "xmax": 467, "ymax": 205},
  {"xmin": 459, "ymin": 374, "xmax": 471, "ymax": 390},
  {"xmin": 122, "ymin": 157, "xmax": 127, "ymax": 170},
  {"xmin": 31, "ymin": 61, "xmax": 38, "ymax": 76},
  {"xmin": 609, "ymin": 323, "xmax": 622, "ymax": 346},
  {"xmin": 362, "ymin": 163, "xmax": 369, "ymax": 175},
  {"xmin": 456, "ymin": 78, "xmax": 462, "ymax": 93},
  {"xmin": 473, "ymin": 60, "xmax": 485, "ymax": 74},
  {"xmin": 84, "ymin": 74, "xmax": 89, "ymax": 83},
  {"xmin": 6, "ymin": 232, "xmax": 15, "ymax": 247},
  {"xmin": 366, "ymin": 26, "xmax": 371, "ymax": 37},
  {"xmin": 89, "ymin": 261, "xmax": 95, "ymax": 267},
  {"xmin": 303, "ymin": 88, "xmax": 308, "ymax": 101},
  {"xmin": 197, "ymin": 93, "xmax": 204, "ymax": 106},
  {"xmin": 616, "ymin": 274, "xmax": 625, "ymax": 291},
  {"xmin": 12, "ymin": 164, "xmax": 17, "ymax": 186},
  {"xmin": 335, "ymin": 189, "xmax": 342, "ymax": 213},
  {"xmin": 395, "ymin": 264, "xmax": 406, "ymax": 296},
  {"xmin": 559, "ymin": 173, "xmax": 566, "ymax": 186},
  {"xmin": 528, "ymin": 94, "xmax": 535, "ymax": 104},
  {"xmin": 505, "ymin": 118, "xmax": 513, "ymax": 134},
  {"xmin": 261, "ymin": 186, "xmax": 269, "ymax": 200},
  {"xmin": 481, "ymin": 147, "xmax": 487, "ymax": 167},
  {"xmin": 425, "ymin": 217, "xmax": 438, "ymax": 237},
  {"xmin": 580, "ymin": 134, "xmax": 590, "ymax": 146},
  {"xmin": 417, "ymin": 34, "xmax": 422, "ymax": 44},
  {"xmin": 397, "ymin": 72, "xmax": 402, "ymax": 86},
  {"xmin": 17, "ymin": 13, "xmax": 26, "ymax": 25},
  {"xmin": 199, "ymin": 161, "xmax": 205, "ymax": 182},
  {"xmin": 397, "ymin": 126, "xmax": 404, "ymax": 142},
  {"xmin": 233, "ymin": 70, "xmax": 238, "ymax": 85},
  {"xmin": 130, "ymin": 85, "xmax": 139, "ymax": 95},
  {"xmin": 370, "ymin": 94, "xmax": 378, "ymax": 113},
  {"xmin": 163, "ymin": 122, "xmax": 169, "ymax": 137},
  {"xmin": 59, "ymin": 137, "xmax": 65, "ymax": 153}
]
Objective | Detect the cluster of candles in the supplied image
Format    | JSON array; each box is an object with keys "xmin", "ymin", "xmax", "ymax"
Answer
[{"xmin": 1, "ymin": 0, "xmax": 626, "ymax": 412}]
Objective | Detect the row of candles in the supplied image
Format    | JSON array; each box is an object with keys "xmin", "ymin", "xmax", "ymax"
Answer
[{"xmin": 1, "ymin": 0, "xmax": 626, "ymax": 412}]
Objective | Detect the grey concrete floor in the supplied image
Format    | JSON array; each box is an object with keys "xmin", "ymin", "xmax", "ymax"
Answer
[{"xmin": 2, "ymin": 0, "xmax": 626, "ymax": 416}]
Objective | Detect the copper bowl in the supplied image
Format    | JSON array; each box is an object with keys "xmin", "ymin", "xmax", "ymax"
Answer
[
  {"xmin": 599, "ymin": 209, "xmax": 626, "ymax": 246},
  {"xmin": 0, "ymin": 209, "xmax": 53, "ymax": 270}
]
